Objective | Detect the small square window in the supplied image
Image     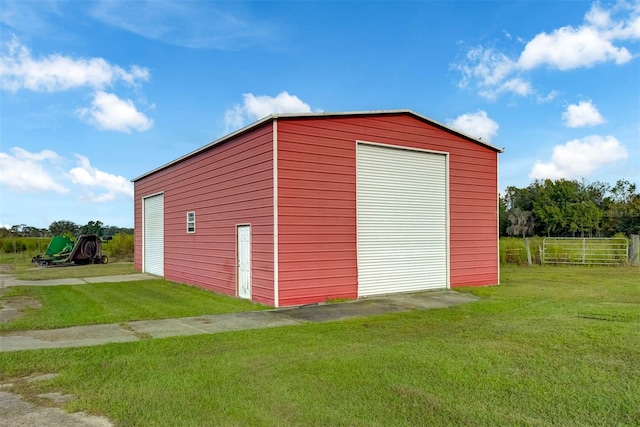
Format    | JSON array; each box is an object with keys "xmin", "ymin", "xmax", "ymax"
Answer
[{"xmin": 187, "ymin": 211, "xmax": 196, "ymax": 233}]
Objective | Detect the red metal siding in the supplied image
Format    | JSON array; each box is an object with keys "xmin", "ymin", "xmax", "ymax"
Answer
[
  {"xmin": 277, "ymin": 120, "xmax": 357, "ymax": 306},
  {"xmin": 134, "ymin": 124, "xmax": 275, "ymax": 305},
  {"xmin": 277, "ymin": 114, "xmax": 498, "ymax": 305},
  {"xmin": 134, "ymin": 112, "xmax": 498, "ymax": 308}
]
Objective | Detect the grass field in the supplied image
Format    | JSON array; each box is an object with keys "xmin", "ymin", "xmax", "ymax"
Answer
[
  {"xmin": 0, "ymin": 280, "xmax": 268, "ymax": 332},
  {"xmin": 0, "ymin": 251, "xmax": 137, "ymax": 278},
  {"xmin": 13, "ymin": 262, "xmax": 138, "ymax": 280},
  {"xmin": 1, "ymin": 265, "xmax": 639, "ymax": 426}
]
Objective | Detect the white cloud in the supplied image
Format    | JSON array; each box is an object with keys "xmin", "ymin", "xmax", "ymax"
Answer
[
  {"xmin": 224, "ymin": 91, "xmax": 316, "ymax": 131},
  {"xmin": 1, "ymin": 36, "xmax": 153, "ymax": 132},
  {"xmin": 517, "ymin": 25, "xmax": 633, "ymax": 70},
  {"xmin": 529, "ymin": 135, "xmax": 628, "ymax": 179},
  {"xmin": 0, "ymin": 145, "xmax": 134, "ymax": 227},
  {"xmin": 455, "ymin": 46, "xmax": 517, "ymax": 89},
  {"xmin": 0, "ymin": 147, "xmax": 133, "ymax": 203},
  {"xmin": 0, "ymin": 35, "xmax": 149, "ymax": 92},
  {"xmin": 0, "ymin": 1, "xmax": 64, "ymax": 37},
  {"xmin": 479, "ymin": 77, "xmax": 533, "ymax": 99},
  {"xmin": 89, "ymin": 0, "xmax": 275, "ymax": 50},
  {"xmin": 453, "ymin": 2, "xmax": 640, "ymax": 98},
  {"xmin": 587, "ymin": 2, "xmax": 640, "ymax": 39},
  {"xmin": 224, "ymin": 104, "xmax": 246, "ymax": 131},
  {"xmin": 537, "ymin": 90, "xmax": 560, "ymax": 104},
  {"xmin": 446, "ymin": 110, "xmax": 499, "ymax": 142},
  {"xmin": 0, "ymin": 147, "xmax": 69, "ymax": 194},
  {"xmin": 68, "ymin": 154, "xmax": 134, "ymax": 202},
  {"xmin": 76, "ymin": 91, "xmax": 153, "ymax": 133},
  {"xmin": 562, "ymin": 100, "xmax": 605, "ymax": 127},
  {"xmin": 500, "ymin": 78, "xmax": 532, "ymax": 96},
  {"xmin": 585, "ymin": 3, "xmax": 615, "ymax": 28}
]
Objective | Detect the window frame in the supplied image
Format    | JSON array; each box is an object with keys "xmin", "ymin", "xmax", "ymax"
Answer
[{"xmin": 186, "ymin": 211, "xmax": 196, "ymax": 234}]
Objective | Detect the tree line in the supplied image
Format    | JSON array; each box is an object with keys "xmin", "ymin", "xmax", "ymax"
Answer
[
  {"xmin": 0, "ymin": 220, "xmax": 133, "ymax": 239},
  {"xmin": 3, "ymin": 180, "xmax": 638, "ymax": 241},
  {"xmin": 501, "ymin": 179, "xmax": 640, "ymax": 238}
]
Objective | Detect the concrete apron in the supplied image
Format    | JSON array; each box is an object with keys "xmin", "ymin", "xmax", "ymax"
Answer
[
  {"xmin": 0, "ymin": 273, "xmax": 155, "ymax": 288},
  {"xmin": 0, "ymin": 290, "xmax": 478, "ymax": 353}
]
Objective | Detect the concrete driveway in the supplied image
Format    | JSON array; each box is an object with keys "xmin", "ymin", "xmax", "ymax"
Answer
[
  {"xmin": 1, "ymin": 284, "xmax": 477, "ymax": 352},
  {"xmin": 0, "ymin": 273, "xmax": 478, "ymax": 426}
]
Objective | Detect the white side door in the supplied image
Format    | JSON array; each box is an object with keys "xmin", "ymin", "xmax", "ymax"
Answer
[
  {"xmin": 237, "ymin": 225, "xmax": 252, "ymax": 299},
  {"xmin": 143, "ymin": 194, "xmax": 164, "ymax": 276}
]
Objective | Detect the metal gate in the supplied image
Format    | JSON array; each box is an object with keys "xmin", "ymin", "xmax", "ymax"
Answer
[{"xmin": 542, "ymin": 237, "xmax": 628, "ymax": 265}]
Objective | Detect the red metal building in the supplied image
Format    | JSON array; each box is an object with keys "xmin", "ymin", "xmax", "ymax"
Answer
[{"xmin": 133, "ymin": 110, "xmax": 502, "ymax": 307}]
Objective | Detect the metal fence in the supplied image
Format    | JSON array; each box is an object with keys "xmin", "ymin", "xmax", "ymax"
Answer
[{"xmin": 542, "ymin": 237, "xmax": 628, "ymax": 265}]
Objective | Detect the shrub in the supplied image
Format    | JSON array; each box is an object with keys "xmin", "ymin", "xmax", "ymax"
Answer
[
  {"xmin": 1, "ymin": 238, "xmax": 26, "ymax": 253},
  {"xmin": 499, "ymin": 237, "xmax": 543, "ymax": 265},
  {"xmin": 104, "ymin": 233, "xmax": 134, "ymax": 261}
]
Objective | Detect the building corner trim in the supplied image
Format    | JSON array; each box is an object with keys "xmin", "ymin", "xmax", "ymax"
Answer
[{"xmin": 273, "ymin": 120, "xmax": 279, "ymax": 307}]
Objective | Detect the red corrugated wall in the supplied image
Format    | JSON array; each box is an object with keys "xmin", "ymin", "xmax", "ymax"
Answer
[
  {"xmin": 276, "ymin": 114, "xmax": 498, "ymax": 305},
  {"xmin": 134, "ymin": 124, "xmax": 275, "ymax": 305},
  {"xmin": 276, "ymin": 119, "xmax": 359, "ymax": 306}
]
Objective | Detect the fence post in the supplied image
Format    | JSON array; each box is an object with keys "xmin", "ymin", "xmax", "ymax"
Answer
[
  {"xmin": 630, "ymin": 235, "xmax": 639, "ymax": 266},
  {"xmin": 582, "ymin": 238, "xmax": 586, "ymax": 264}
]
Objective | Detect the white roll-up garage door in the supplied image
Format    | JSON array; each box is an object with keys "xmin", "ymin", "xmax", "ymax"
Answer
[
  {"xmin": 143, "ymin": 193, "xmax": 164, "ymax": 276},
  {"xmin": 357, "ymin": 143, "xmax": 448, "ymax": 296}
]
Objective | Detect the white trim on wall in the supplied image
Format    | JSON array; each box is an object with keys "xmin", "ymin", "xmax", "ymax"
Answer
[
  {"xmin": 186, "ymin": 211, "xmax": 196, "ymax": 234},
  {"xmin": 272, "ymin": 120, "xmax": 279, "ymax": 307}
]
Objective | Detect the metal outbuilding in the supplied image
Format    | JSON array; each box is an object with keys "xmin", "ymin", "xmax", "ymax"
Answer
[{"xmin": 133, "ymin": 110, "xmax": 503, "ymax": 307}]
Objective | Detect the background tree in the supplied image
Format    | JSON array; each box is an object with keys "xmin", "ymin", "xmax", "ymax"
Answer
[
  {"xmin": 49, "ymin": 220, "xmax": 79, "ymax": 236},
  {"xmin": 603, "ymin": 180, "xmax": 640, "ymax": 235},
  {"xmin": 581, "ymin": 180, "xmax": 609, "ymax": 208},
  {"xmin": 503, "ymin": 178, "xmax": 637, "ymax": 238},
  {"xmin": 532, "ymin": 181, "xmax": 566, "ymax": 236},
  {"xmin": 79, "ymin": 220, "xmax": 104, "ymax": 237},
  {"xmin": 504, "ymin": 182, "xmax": 540, "ymax": 213},
  {"xmin": 566, "ymin": 200, "xmax": 601, "ymax": 237},
  {"xmin": 103, "ymin": 225, "xmax": 134, "ymax": 236},
  {"xmin": 499, "ymin": 197, "xmax": 509, "ymax": 236},
  {"xmin": 10, "ymin": 224, "xmax": 27, "ymax": 236},
  {"xmin": 506, "ymin": 207, "xmax": 535, "ymax": 265}
]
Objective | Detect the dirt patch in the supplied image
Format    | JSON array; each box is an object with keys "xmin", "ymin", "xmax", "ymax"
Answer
[
  {"xmin": 0, "ymin": 390, "xmax": 113, "ymax": 426},
  {"xmin": 120, "ymin": 322, "xmax": 151, "ymax": 340},
  {"xmin": 0, "ymin": 265, "xmax": 14, "ymax": 274},
  {"xmin": 37, "ymin": 391, "xmax": 75, "ymax": 404},
  {"xmin": 0, "ymin": 374, "xmax": 113, "ymax": 426},
  {"xmin": 0, "ymin": 296, "xmax": 41, "ymax": 323}
]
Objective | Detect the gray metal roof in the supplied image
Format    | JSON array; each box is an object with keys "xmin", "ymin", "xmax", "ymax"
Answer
[{"xmin": 132, "ymin": 109, "xmax": 504, "ymax": 182}]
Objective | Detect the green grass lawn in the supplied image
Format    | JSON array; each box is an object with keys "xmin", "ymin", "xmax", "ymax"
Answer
[
  {"xmin": 1, "ymin": 265, "xmax": 639, "ymax": 426},
  {"xmin": 14, "ymin": 262, "xmax": 138, "ymax": 280},
  {"xmin": 0, "ymin": 249, "xmax": 138, "ymax": 279},
  {"xmin": 0, "ymin": 279, "xmax": 268, "ymax": 332}
]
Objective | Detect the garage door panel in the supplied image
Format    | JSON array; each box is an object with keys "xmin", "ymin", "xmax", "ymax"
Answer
[{"xmin": 357, "ymin": 143, "xmax": 448, "ymax": 296}]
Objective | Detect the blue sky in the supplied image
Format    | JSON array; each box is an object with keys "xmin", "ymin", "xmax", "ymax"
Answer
[{"xmin": 1, "ymin": 0, "xmax": 639, "ymax": 229}]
